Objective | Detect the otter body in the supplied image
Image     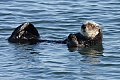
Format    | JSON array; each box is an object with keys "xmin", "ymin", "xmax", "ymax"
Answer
[
  {"xmin": 67, "ymin": 21, "xmax": 102, "ymax": 48},
  {"xmin": 8, "ymin": 21, "xmax": 102, "ymax": 48}
]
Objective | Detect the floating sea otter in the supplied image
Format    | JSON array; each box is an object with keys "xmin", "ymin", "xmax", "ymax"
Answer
[
  {"xmin": 8, "ymin": 21, "xmax": 102, "ymax": 48},
  {"xmin": 67, "ymin": 21, "xmax": 102, "ymax": 48}
]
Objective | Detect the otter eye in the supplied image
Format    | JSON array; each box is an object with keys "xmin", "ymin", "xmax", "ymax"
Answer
[{"xmin": 81, "ymin": 25, "xmax": 86, "ymax": 29}]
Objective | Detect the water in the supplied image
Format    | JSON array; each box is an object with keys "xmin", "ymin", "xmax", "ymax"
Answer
[{"xmin": 0, "ymin": 0, "xmax": 120, "ymax": 80}]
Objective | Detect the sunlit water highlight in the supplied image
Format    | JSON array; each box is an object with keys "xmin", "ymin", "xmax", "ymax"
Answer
[{"xmin": 0, "ymin": 0, "xmax": 120, "ymax": 80}]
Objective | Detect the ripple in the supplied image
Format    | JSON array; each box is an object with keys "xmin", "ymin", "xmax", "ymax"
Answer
[{"xmin": 0, "ymin": 0, "xmax": 120, "ymax": 80}]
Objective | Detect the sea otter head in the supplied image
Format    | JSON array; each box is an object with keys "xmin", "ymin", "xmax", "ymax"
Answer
[
  {"xmin": 81, "ymin": 21, "xmax": 102, "ymax": 39},
  {"xmin": 8, "ymin": 22, "xmax": 40, "ymax": 43}
]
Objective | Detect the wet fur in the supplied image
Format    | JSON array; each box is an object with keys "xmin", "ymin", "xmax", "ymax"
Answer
[
  {"xmin": 8, "ymin": 22, "xmax": 40, "ymax": 43},
  {"xmin": 67, "ymin": 22, "xmax": 102, "ymax": 48},
  {"xmin": 8, "ymin": 22, "xmax": 102, "ymax": 48},
  {"xmin": 8, "ymin": 22, "xmax": 64, "ymax": 44}
]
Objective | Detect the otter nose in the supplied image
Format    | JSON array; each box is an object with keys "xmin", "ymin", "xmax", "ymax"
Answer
[{"xmin": 81, "ymin": 25, "xmax": 86, "ymax": 29}]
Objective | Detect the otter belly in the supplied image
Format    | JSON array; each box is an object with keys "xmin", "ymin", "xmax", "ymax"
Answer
[{"xmin": 66, "ymin": 32, "xmax": 102, "ymax": 48}]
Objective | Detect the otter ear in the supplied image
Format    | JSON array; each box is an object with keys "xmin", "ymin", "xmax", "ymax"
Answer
[
  {"xmin": 81, "ymin": 24, "xmax": 86, "ymax": 29},
  {"xmin": 99, "ymin": 29, "xmax": 102, "ymax": 32}
]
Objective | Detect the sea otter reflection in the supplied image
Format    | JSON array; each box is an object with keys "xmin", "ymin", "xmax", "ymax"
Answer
[{"xmin": 68, "ymin": 44, "xmax": 103, "ymax": 56}]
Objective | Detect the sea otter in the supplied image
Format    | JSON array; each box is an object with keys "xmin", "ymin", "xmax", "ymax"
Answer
[
  {"xmin": 8, "ymin": 21, "xmax": 102, "ymax": 48},
  {"xmin": 66, "ymin": 21, "xmax": 102, "ymax": 48}
]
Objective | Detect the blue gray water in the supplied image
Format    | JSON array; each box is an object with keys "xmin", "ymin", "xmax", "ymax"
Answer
[{"xmin": 0, "ymin": 0, "xmax": 120, "ymax": 80}]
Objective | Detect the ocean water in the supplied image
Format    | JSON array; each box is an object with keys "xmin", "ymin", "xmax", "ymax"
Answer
[{"xmin": 0, "ymin": 0, "xmax": 120, "ymax": 80}]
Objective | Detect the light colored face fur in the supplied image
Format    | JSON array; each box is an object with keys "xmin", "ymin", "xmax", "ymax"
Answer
[{"xmin": 81, "ymin": 21, "xmax": 101, "ymax": 39}]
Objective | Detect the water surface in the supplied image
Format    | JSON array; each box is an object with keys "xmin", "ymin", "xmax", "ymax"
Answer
[{"xmin": 0, "ymin": 0, "xmax": 120, "ymax": 80}]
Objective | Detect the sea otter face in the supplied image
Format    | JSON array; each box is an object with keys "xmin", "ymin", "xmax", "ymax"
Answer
[{"xmin": 81, "ymin": 22, "xmax": 101, "ymax": 39}]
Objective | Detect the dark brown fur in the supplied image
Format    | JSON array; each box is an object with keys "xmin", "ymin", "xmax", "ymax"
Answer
[
  {"xmin": 67, "ymin": 29, "xmax": 102, "ymax": 48},
  {"xmin": 8, "ymin": 22, "xmax": 40, "ymax": 44}
]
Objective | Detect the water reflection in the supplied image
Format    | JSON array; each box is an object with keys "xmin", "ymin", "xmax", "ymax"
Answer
[
  {"xmin": 11, "ymin": 43, "xmax": 40, "ymax": 64},
  {"xmin": 68, "ymin": 44, "xmax": 104, "ymax": 64},
  {"xmin": 68, "ymin": 44, "xmax": 104, "ymax": 56}
]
